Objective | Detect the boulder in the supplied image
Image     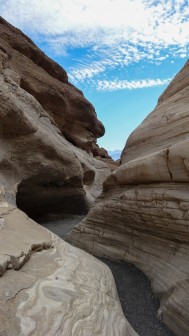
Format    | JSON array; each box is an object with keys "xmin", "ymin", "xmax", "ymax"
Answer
[{"xmin": 69, "ymin": 60, "xmax": 189, "ymax": 336}]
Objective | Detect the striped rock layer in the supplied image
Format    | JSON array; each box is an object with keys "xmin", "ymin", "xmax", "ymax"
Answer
[
  {"xmin": 0, "ymin": 17, "xmax": 133, "ymax": 336},
  {"xmin": 69, "ymin": 60, "xmax": 189, "ymax": 336}
]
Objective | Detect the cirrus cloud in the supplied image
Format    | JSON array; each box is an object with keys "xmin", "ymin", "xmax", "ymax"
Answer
[{"xmin": 96, "ymin": 77, "xmax": 173, "ymax": 91}]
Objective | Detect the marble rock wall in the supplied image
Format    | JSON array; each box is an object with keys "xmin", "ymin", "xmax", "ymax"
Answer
[
  {"xmin": 0, "ymin": 203, "xmax": 137, "ymax": 336},
  {"xmin": 69, "ymin": 60, "xmax": 189, "ymax": 336}
]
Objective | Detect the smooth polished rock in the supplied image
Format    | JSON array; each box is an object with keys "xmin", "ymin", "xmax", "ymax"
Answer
[
  {"xmin": 69, "ymin": 61, "xmax": 189, "ymax": 336},
  {"xmin": 0, "ymin": 205, "xmax": 137, "ymax": 336},
  {"xmin": 0, "ymin": 17, "xmax": 135, "ymax": 336}
]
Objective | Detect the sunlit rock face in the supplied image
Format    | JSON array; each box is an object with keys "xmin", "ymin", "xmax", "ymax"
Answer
[
  {"xmin": 69, "ymin": 60, "xmax": 189, "ymax": 336},
  {"xmin": 0, "ymin": 204, "xmax": 137, "ymax": 336},
  {"xmin": 0, "ymin": 16, "xmax": 111, "ymax": 220}
]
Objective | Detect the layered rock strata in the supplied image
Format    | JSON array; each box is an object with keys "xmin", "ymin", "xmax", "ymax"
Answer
[
  {"xmin": 0, "ymin": 18, "xmax": 134, "ymax": 336},
  {"xmin": 0, "ymin": 16, "xmax": 111, "ymax": 220},
  {"xmin": 69, "ymin": 60, "xmax": 189, "ymax": 336},
  {"xmin": 0, "ymin": 16, "xmax": 105, "ymax": 152}
]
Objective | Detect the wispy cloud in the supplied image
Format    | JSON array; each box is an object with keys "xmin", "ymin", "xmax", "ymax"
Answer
[
  {"xmin": 0, "ymin": 0, "xmax": 188, "ymax": 90},
  {"xmin": 69, "ymin": 61, "xmax": 106, "ymax": 82},
  {"xmin": 1, "ymin": 0, "xmax": 189, "ymax": 47},
  {"xmin": 96, "ymin": 77, "xmax": 173, "ymax": 91}
]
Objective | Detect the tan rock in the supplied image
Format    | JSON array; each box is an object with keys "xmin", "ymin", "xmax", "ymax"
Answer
[
  {"xmin": 0, "ymin": 16, "xmax": 111, "ymax": 220},
  {"xmin": 0, "ymin": 205, "xmax": 136, "ymax": 336},
  {"xmin": 0, "ymin": 18, "xmax": 137, "ymax": 336},
  {"xmin": 91, "ymin": 144, "xmax": 119, "ymax": 171},
  {"xmin": 0, "ymin": 16, "xmax": 104, "ymax": 151},
  {"xmin": 69, "ymin": 60, "xmax": 189, "ymax": 336}
]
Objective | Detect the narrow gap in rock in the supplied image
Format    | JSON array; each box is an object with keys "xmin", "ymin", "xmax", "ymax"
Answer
[
  {"xmin": 36, "ymin": 217, "xmax": 176, "ymax": 336},
  {"xmin": 98, "ymin": 258, "xmax": 175, "ymax": 336}
]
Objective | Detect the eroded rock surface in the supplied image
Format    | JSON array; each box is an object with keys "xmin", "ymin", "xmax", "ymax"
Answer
[
  {"xmin": 69, "ymin": 61, "xmax": 189, "ymax": 336},
  {"xmin": 0, "ymin": 17, "xmax": 105, "ymax": 151},
  {"xmin": 0, "ymin": 204, "xmax": 136, "ymax": 336},
  {"xmin": 0, "ymin": 16, "xmax": 111, "ymax": 220},
  {"xmin": 0, "ymin": 18, "xmax": 134, "ymax": 336}
]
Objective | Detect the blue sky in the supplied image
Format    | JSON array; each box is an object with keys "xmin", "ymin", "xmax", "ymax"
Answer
[{"xmin": 1, "ymin": 0, "xmax": 189, "ymax": 150}]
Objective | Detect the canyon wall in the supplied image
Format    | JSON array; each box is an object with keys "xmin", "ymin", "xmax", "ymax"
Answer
[
  {"xmin": 0, "ymin": 18, "xmax": 135, "ymax": 336},
  {"xmin": 69, "ymin": 60, "xmax": 189, "ymax": 336},
  {"xmin": 0, "ymin": 16, "xmax": 111, "ymax": 220}
]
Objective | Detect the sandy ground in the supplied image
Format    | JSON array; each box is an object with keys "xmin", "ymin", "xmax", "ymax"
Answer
[{"xmin": 40, "ymin": 216, "xmax": 175, "ymax": 336}]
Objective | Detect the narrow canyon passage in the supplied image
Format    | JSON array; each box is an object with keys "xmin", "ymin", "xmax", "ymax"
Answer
[
  {"xmin": 40, "ymin": 217, "xmax": 175, "ymax": 336},
  {"xmin": 99, "ymin": 258, "xmax": 175, "ymax": 336},
  {"xmin": 1, "ymin": 15, "xmax": 189, "ymax": 336}
]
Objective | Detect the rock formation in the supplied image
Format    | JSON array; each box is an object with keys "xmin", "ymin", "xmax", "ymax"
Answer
[
  {"xmin": 0, "ymin": 16, "xmax": 112, "ymax": 220},
  {"xmin": 69, "ymin": 60, "xmax": 189, "ymax": 336},
  {"xmin": 0, "ymin": 204, "xmax": 138, "ymax": 336},
  {"xmin": 92, "ymin": 144, "xmax": 119, "ymax": 171},
  {"xmin": 0, "ymin": 17, "xmax": 135, "ymax": 336}
]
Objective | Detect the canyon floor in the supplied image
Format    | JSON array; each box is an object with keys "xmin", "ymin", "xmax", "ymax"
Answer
[{"xmin": 40, "ymin": 216, "xmax": 175, "ymax": 336}]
